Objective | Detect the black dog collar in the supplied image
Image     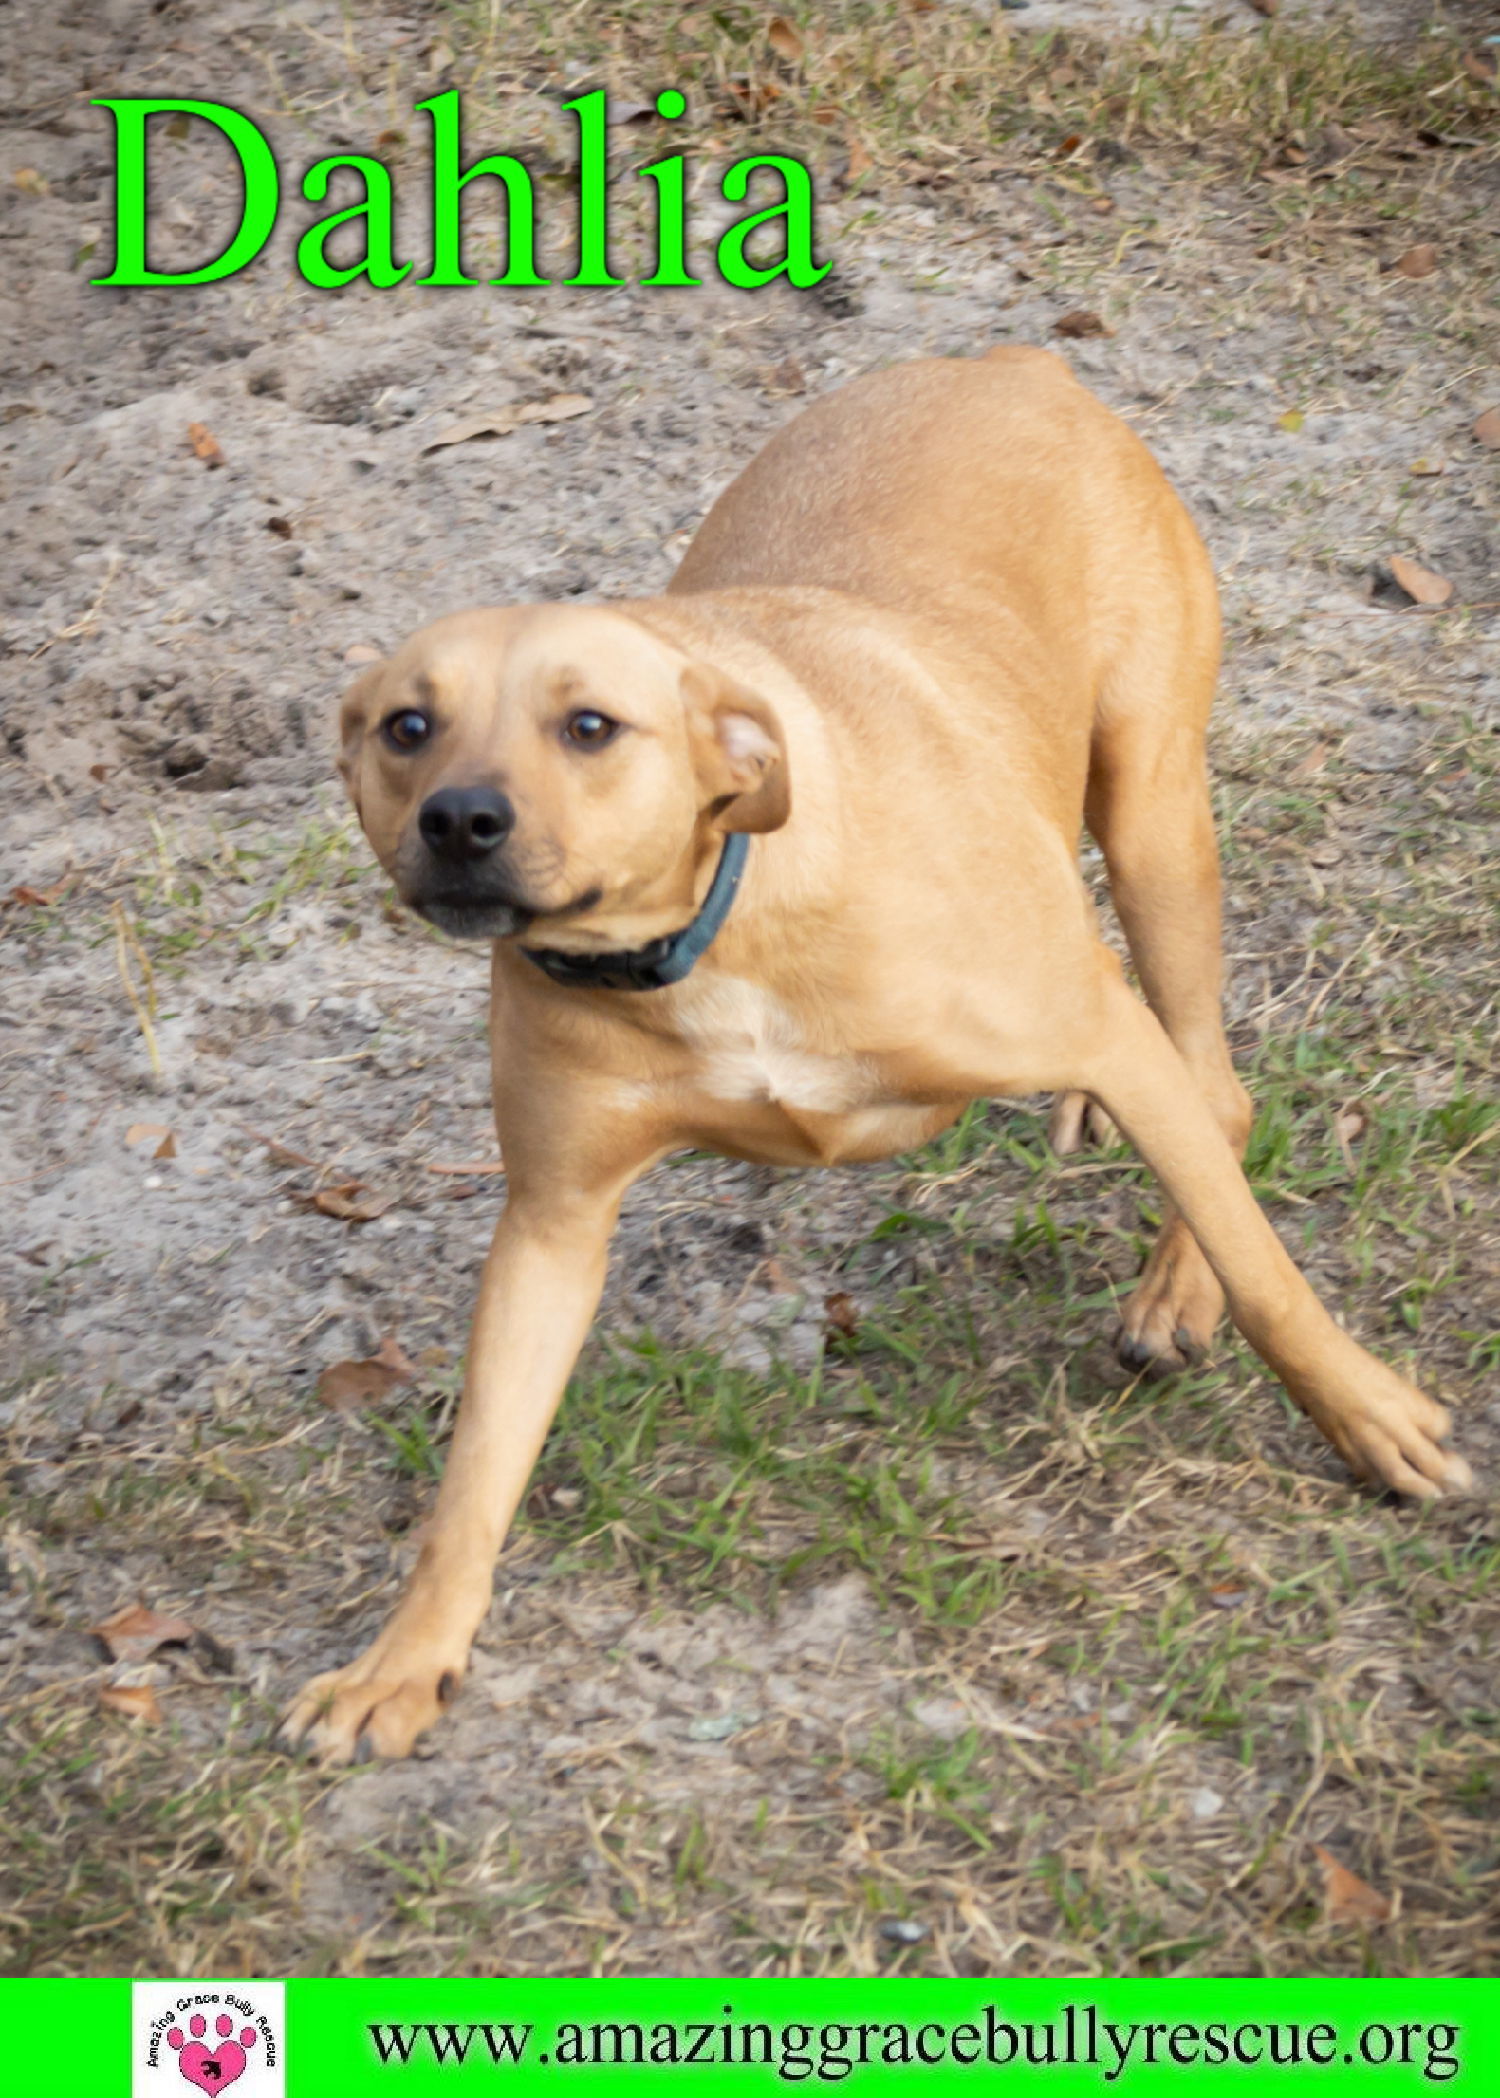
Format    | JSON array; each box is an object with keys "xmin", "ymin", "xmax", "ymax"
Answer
[{"xmin": 520, "ymin": 833, "xmax": 749, "ymax": 993}]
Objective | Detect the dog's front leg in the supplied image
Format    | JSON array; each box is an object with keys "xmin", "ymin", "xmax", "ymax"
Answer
[
  {"xmin": 282, "ymin": 1154, "xmax": 646, "ymax": 1764},
  {"xmin": 1077, "ymin": 962, "xmax": 1471, "ymax": 1500}
]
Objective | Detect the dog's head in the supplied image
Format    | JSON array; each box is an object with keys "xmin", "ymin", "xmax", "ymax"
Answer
[{"xmin": 336, "ymin": 605, "xmax": 789, "ymax": 944}]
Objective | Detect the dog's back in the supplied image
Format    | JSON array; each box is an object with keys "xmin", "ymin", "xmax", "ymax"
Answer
[{"xmin": 673, "ymin": 348, "xmax": 1210, "ymax": 653}]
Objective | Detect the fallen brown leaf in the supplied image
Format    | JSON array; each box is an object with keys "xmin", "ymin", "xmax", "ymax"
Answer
[
  {"xmin": 1290, "ymin": 739, "xmax": 1333, "ymax": 778},
  {"xmin": 1314, "ymin": 1844, "xmax": 1393, "ymax": 1925},
  {"xmin": 344, "ymin": 642, "xmax": 382, "ymax": 665},
  {"xmin": 720, "ymin": 77, "xmax": 783, "ymax": 119},
  {"xmin": 124, "ymin": 1121, "xmax": 172, "ymax": 1150},
  {"xmin": 91, "ymin": 1602, "xmax": 197, "ymax": 1663},
  {"xmin": 1388, "ymin": 554, "xmax": 1453, "ymax": 607},
  {"xmin": 311, "ymin": 1180, "xmax": 394, "ymax": 1222},
  {"xmin": 187, "ymin": 421, "xmax": 225, "ymax": 467},
  {"xmin": 241, "ymin": 1124, "xmax": 321, "ymax": 1169},
  {"xmin": 1462, "ymin": 48, "xmax": 1497, "ymax": 86},
  {"xmin": 424, "ymin": 394, "xmax": 592, "ymax": 452},
  {"xmin": 824, "ymin": 1291, "xmax": 860, "ymax": 1336},
  {"xmin": 13, "ymin": 167, "xmax": 50, "ymax": 195},
  {"xmin": 153, "ymin": 1131, "xmax": 177, "ymax": 1161},
  {"xmin": 317, "ymin": 1334, "xmax": 418, "ymax": 1410},
  {"xmin": 8, "ymin": 876, "xmax": 73, "ymax": 907},
  {"xmin": 516, "ymin": 392, "xmax": 592, "ymax": 427},
  {"xmin": 1246, "ymin": 0, "xmax": 1278, "ymax": 15},
  {"xmin": 761, "ymin": 357, "xmax": 807, "ymax": 396},
  {"xmin": 1054, "ymin": 310, "xmax": 1113, "ymax": 339},
  {"xmin": 845, "ymin": 135, "xmax": 872, "ymax": 183},
  {"xmin": 425, "ymin": 411, "xmax": 520, "ymax": 450},
  {"xmin": 1473, "ymin": 408, "xmax": 1500, "ymax": 449},
  {"xmin": 1333, "ymin": 1103, "xmax": 1369, "ymax": 1169},
  {"xmin": 99, "ymin": 1683, "xmax": 163, "ymax": 1723},
  {"xmin": 768, "ymin": 14, "xmax": 805, "ymax": 63},
  {"xmin": 1387, "ymin": 243, "xmax": 1437, "ymax": 279}
]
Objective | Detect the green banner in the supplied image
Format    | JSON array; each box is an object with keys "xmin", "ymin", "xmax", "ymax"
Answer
[{"xmin": 1, "ymin": 1978, "xmax": 1494, "ymax": 2093}]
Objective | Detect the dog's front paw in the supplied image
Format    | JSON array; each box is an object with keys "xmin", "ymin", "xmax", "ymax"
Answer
[
  {"xmin": 1298, "ymin": 1360, "xmax": 1472, "ymax": 1503},
  {"xmin": 280, "ymin": 1634, "xmax": 468, "ymax": 1765}
]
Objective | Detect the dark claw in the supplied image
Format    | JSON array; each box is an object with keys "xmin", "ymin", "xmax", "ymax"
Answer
[
  {"xmin": 437, "ymin": 1670, "xmax": 460, "ymax": 1706},
  {"xmin": 1117, "ymin": 1332, "xmax": 1155, "ymax": 1372},
  {"xmin": 352, "ymin": 1701, "xmax": 383, "ymax": 1763},
  {"xmin": 1173, "ymin": 1326, "xmax": 1205, "ymax": 1366}
]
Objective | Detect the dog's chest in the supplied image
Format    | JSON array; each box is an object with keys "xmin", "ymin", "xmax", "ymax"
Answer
[{"xmin": 671, "ymin": 975, "xmax": 872, "ymax": 1113}]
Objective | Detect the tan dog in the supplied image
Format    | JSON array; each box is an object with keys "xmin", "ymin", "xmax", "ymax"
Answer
[{"xmin": 284, "ymin": 348, "xmax": 1469, "ymax": 1764}]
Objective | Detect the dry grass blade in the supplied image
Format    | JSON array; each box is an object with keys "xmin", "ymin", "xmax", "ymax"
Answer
[{"xmin": 110, "ymin": 900, "xmax": 162, "ymax": 1080}]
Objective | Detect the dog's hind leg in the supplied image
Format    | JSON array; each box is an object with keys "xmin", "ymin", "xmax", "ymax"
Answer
[
  {"xmin": 1075, "ymin": 963, "xmax": 1467, "ymax": 1499},
  {"xmin": 1076, "ymin": 619, "xmax": 1252, "ymax": 1378}
]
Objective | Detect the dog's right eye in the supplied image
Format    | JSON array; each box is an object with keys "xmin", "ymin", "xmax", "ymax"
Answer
[{"xmin": 382, "ymin": 709, "xmax": 433, "ymax": 752}]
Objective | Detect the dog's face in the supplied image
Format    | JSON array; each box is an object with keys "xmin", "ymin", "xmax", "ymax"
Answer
[{"xmin": 337, "ymin": 605, "xmax": 789, "ymax": 945}]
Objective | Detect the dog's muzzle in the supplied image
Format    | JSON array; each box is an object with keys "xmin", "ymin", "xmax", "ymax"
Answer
[{"xmin": 406, "ymin": 784, "xmax": 534, "ymax": 939}]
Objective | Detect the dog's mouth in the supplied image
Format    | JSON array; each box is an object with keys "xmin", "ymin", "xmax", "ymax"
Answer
[
  {"xmin": 408, "ymin": 881, "xmax": 606, "ymax": 943},
  {"xmin": 413, "ymin": 894, "xmax": 536, "ymax": 941}
]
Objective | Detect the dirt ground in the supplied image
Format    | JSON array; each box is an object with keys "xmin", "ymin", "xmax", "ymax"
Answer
[{"xmin": 2, "ymin": 0, "xmax": 1498, "ymax": 1977}]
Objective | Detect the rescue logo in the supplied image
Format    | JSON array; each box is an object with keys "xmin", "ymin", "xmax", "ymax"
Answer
[{"xmin": 133, "ymin": 1984, "xmax": 284, "ymax": 2098}]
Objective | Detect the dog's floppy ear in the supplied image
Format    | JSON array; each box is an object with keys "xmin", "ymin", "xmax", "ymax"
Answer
[
  {"xmin": 334, "ymin": 662, "xmax": 386, "ymax": 800},
  {"xmin": 682, "ymin": 665, "xmax": 790, "ymax": 834}
]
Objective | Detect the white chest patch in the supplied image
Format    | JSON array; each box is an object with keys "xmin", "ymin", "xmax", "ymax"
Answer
[{"xmin": 674, "ymin": 975, "xmax": 871, "ymax": 1114}]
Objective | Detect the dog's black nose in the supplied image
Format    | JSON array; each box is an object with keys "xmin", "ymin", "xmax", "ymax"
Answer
[{"xmin": 418, "ymin": 785, "xmax": 515, "ymax": 862}]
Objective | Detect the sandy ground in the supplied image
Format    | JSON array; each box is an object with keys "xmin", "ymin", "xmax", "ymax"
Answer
[{"xmin": 2, "ymin": 0, "xmax": 1498, "ymax": 1977}]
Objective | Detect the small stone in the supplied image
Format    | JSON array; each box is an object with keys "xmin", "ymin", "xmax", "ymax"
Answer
[
  {"xmin": 687, "ymin": 1710, "xmax": 753, "ymax": 1742},
  {"xmin": 912, "ymin": 1696, "xmax": 969, "ymax": 1739},
  {"xmin": 1189, "ymin": 1786, "xmax": 1225, "ymax": 1820},
  {"xmin": 878, "ymin": 1918, "xmax": 928, "ymax": 1944}
]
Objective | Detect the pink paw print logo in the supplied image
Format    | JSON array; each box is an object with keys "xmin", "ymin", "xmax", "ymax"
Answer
[{"xmin": 168, "ymin": 2012, "xmax": 258, "ymax": 2092}]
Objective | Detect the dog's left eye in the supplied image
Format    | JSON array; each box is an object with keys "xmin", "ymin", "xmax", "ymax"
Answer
[
  {"xmin": 383, "ymin": 708, "xmax": 433, "ymax": 752},
  {"xmin": 563, "ymin": 709, "xmax": 620, "ymax": 749}
]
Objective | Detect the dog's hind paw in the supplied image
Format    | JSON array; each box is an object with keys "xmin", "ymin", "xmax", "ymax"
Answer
[{"xmin": 1047, "ymin": 1090, "xmax": 1120, "ymax": 1156}]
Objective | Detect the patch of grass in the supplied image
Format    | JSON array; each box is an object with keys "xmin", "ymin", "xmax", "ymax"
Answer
[
  {"xmin": 0, "ymin": 1700, "xmax": 311, "ymax": 1975},
  {"xmin": 419, "ymin": 5, "xmax": 1498, "ymax": 175}
]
